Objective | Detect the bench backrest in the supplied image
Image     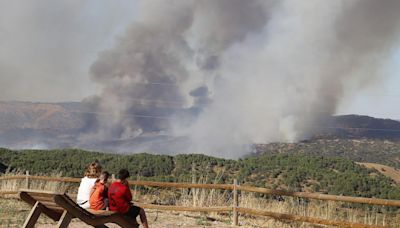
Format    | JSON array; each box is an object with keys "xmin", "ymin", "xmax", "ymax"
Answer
[
  {"xmin": 54, "ymin": 193, "xmax": 139, "ymax": 227},
  {"xmin": 54, "ymin": 193, "xmax": 96, "ymax": 219}
]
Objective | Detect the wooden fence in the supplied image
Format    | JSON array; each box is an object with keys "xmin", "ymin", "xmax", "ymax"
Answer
[{"xmin": 1, "ymin": 172, "xmax": 399, "ymax": 228}]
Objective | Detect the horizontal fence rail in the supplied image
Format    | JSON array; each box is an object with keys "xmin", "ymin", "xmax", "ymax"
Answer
[
  {"xmin": 237, "ymin": 185, "xmax": 400, "ymax": 207},
  {"xmin": 136, "ymin": 203, "xmax": 232, "ymax": 213},
  {"xmin": 1, "ymin": 174, "xmax": 398, "ymax": 228},
  {"xmin": 0, "ymin": 175, "xmax": 81, "ymax": 183},
  {"xmin": 129, "ymin": 180, "xmax": 234, "ymax": 190},
  {"xmin": 1, "ymin": 175, "xmax": 399, "ymax": 206}
]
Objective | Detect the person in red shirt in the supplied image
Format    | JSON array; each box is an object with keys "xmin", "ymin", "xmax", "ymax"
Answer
[
  {"xmin": 89, "ymin": 171, "xmax": 110, "ymax": 210},
  {"xmin": 108, "ymin": 169, "xmax": 148, "ymax": 228}
]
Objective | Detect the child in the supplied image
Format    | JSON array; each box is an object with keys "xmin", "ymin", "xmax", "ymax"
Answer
[
  {"xmin": 109, "ymin": 169, "xmax": 148, "ymax": 228},
  {"xmin": 77, "ymin": 161, "xmax": 102, "ymax": 209},
  {"xmin": 89, "ymin": 171, "xmax": 110, "ymax": 210}
]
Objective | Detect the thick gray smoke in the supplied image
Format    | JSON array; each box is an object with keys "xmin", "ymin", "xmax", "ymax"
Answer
[
  {"xmin": 87, "ymin": 0, "xmax": 400, "ymax": 158},
  {"xmin": 0, "ymin": 0, "xmax": 134, "ymax": 102}
]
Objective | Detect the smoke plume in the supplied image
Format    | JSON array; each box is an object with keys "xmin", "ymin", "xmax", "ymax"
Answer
[
  {"xmin": 0, "ymin": 0, "xmax": 134, "ymax": 102},
  {"xmin": 87, "ymin": 0, "xmax": 400, "ymax": 157}
]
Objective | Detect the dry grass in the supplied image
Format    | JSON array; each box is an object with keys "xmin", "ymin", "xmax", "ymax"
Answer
[
  {"xmin": 0, "ymin": 173, "xmax": 80, "ymax": 227},
  {"xmin": 239, "ymin": 193, "xmax": 400, "ymax": 227},
  {"xmin": 0, "ymin": 172, "xmax": 78, "ymax": 194},
  {"xmin": 358, "ymin": 162, "xmax": 400, "ymax": 184},
  {"xmin": 0, "ymin": 197, "xmax": 57, "ymax": 227},
  {"xmin": 1, "ymin": 173, "xmax": 399, "ymax": 227}
]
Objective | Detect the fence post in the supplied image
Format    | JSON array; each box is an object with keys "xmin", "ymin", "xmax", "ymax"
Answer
[
  {"xmin": 192, "ymin": 163, "xmax": 197, "ymax": 207},
  {"xmin": 25, "ymin": 171, "xmax": 30, "ymax": 189},
  {"xmin": 233, "ymin": 179, "xmax": 239, "ymax": 226}
]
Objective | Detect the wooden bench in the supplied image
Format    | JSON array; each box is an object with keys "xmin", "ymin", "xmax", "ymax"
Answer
[
  {"xmin": 19, "ymin": 189, "xmax": 66, "ymax": 228},
  {"xmin": 19, "ymin": 189, "xmax": 139, "ymax": 228},
  {"xmin": 54, "ymin": 193, "xmax": 139, "ymax": 228}
]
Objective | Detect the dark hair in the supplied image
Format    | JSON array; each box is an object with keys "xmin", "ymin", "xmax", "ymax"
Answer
[
  {"xmin": 118, "ymin": 169, "xmax": 130, "ymax": 180},
  {"xmin": 101, "ymin": 171, "xmax": 110, "ymax": 179}
]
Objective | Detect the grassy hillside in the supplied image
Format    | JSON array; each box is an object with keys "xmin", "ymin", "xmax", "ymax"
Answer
[
  {"xmin": 358, "ymin": 162, "xmax": 400, "ymax": 184},
  {"xmin": 254, "ymin": 139, "xmax": 400, "ymax": 168},
  {"xmin": 239, "ymin": 153, "xmax": 400, "ymax": 199},
  {"xmin": 1, "ymin": 148, "xmax": 399, "ymax": 200},
  {"xmin": 322, "ymin": 115, "xmax": 400, "ymax": 140}
]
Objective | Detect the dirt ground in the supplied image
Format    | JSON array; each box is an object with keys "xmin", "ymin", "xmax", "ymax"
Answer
[
  {"xmin": 358, "ymin": 162, "xmax": 400, "ymax": 184},
  {"xmin": 35, "ymin": 211, "xmax": 235, "ymax": 228},
  {"xmin": 0, "ymin": 198, "xmax": 272, "ymax": 228},
  {"xmin": 0, "ymin": 200, "xmax": 291, "ymax": 228}
]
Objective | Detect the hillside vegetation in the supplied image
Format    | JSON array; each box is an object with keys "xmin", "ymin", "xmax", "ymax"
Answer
[
  {"xmin": 322, "ymin": 115, "xmax": 400, "ymax": 140},
  {"xmin": 1, "ymin": 148, "xmax": 399, "ymax": 200},
  {"xmin": 358, "ymin": 162, "xmax": 400, "ymax": 184},
  {"xmin": 254, "ymin": 139, "xmax": 400, "ymax": 168}
]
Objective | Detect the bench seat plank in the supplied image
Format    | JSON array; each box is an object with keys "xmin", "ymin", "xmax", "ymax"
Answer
[
  {"xmin": 19, "ymin": 191, "xmax": 63, "ymax": 221},
  {"xmin": 87, "ymin": 209, "xmax": 118, "ymax": 216}
]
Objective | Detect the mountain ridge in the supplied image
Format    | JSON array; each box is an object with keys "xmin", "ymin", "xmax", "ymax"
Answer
[{"xmin": 1, "ymin": 101, "xmax": 400, "ymax": 154}]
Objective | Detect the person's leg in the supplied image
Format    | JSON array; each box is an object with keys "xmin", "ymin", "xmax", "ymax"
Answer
[
  {"xmin": 139, "ymin": 208, "xmax": 148, "ymax": 228},
  {"xmin": 126, "ymin": 206, "xmax": 147, "ymax": 227}
]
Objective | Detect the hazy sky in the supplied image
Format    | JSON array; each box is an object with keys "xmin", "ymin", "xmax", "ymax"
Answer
[
  {"xmin": 336, "ymin": 49, "xmax": 400, "ymax": 119},
  {"xmin": 0, "ymin": 0, "xmax": 136, "ymax": 102},
  {"xmin": 0, "ymin": 0, "xmax": 399, "ymax": 120}
]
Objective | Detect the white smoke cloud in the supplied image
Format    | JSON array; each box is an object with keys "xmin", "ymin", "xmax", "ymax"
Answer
[
  {"xmin": 87, "ymin": 0, "xmax": 400, "ymax": 158},
  {"xmin": 0, "ymin": 0, "xmax": 135, "ymax": 102}
]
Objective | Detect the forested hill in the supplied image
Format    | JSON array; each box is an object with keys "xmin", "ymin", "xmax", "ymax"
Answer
[
  {"xmin": 1, "ymin": 148, "xmax": 400, "ymax": 200},
  {"xmin": 314, "ymin": 115, "xmax": 400, "ymax": 140},
  {"xmin": 254, "ymin": 139, "xmax": 400, "ymax": 168}
]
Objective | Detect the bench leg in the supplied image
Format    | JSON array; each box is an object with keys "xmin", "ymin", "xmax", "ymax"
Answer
[
  {"xmin": 22, "ymin": 201, "xmax": 42, "ymax": 228},
  {"xmin": 57, "ymin": 210, "xmax": 72, "ymax": 228}
]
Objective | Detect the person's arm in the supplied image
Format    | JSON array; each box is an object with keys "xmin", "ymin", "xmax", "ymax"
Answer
[
  {"xmin": 90, "ymin": 184, "xmax": 97, "ymax": 198},
  {"xmin": 103, "ymin": 185, "xmax": 108, "ymax": 198}
]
